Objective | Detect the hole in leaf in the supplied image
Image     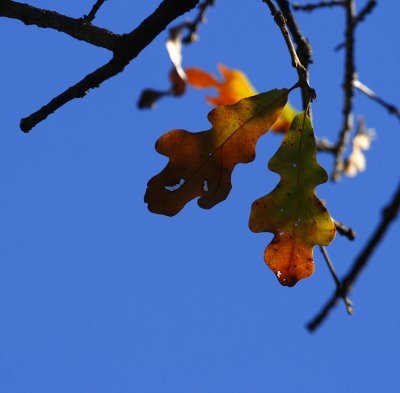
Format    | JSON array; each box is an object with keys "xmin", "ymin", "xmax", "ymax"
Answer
[{"xmin": 165, "ymin": 178, "xmax": 185, "ymax": 191}]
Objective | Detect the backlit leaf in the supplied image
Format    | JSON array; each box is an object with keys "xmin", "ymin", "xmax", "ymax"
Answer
[
  {"xmin": 270, "ymin": 103, "xmax": 298, "ymax": 133},
  {"xmin": 186, "ymin": 64, "xmax": 257, "ymax": 106},
  {"xmin": 186, "ymin": 64, "xmax": 297, "ymax": 132},
  {"xmin": 249, "ymin": 113, "xmax": 336, "ymax": 286},
  {"xmin": 145, "ymin": 89, "xmax": 289, "ymax": 216}
]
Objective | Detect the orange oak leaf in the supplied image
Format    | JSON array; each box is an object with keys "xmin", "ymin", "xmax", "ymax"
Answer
[
  {"xmin": 249, "ymin": 113, "xmax": 336, "ymax": 286},
  {"xmin": 186, "ymin": 64, "xmax": 297, "ymax": 132},
  {"xmin": 186, "ymin": 64, "xmax": 257, "ymax": 106},
  {"xmin": 145, "ymin": 89, "xmax": 290, "ymax": 216}
]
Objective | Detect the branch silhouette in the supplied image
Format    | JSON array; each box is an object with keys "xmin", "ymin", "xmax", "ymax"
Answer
[{"xmin": 1, "ymin": 0, "xmax": 199, "ymax": 131}]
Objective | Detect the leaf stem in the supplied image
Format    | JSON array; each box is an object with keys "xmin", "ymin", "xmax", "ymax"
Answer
[{"xmin": 263, "ymin": 0, "xmax": 315, "ymax": 112}]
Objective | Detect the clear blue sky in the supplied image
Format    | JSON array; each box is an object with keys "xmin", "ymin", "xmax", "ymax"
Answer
[{"xmin": 1, "ymin": 1, "xmax": 399, "ymax": 392}]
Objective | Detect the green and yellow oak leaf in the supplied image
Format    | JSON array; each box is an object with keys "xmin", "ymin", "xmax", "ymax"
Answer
[
  {"xmin": 145, "ymin": 89, "xmax": 289, "ymax": 216},
  {"xmin": 249, "ymin": 113, "xmax": 336, "ymax": 286},
  {"xmin": 185, "ymin": 64, "xmax": 297, "ymax": 132}
]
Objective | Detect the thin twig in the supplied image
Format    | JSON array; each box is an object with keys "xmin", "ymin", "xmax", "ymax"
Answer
[
  {"xmin": 293, "ymin": 1, "xmax": 345, "ymax": 12},
  {"xmin": 308, "ymin": 181, "xmax": 400, "ymax": 331},
  {"xmin": 332, "ymin": 0, "xmax": 356, "ymax": 181},
  {"xmin": 319, "ymin": 246, "xmax": 353, "ymax": 313},
  {"xmin": 355, "ymin": 0, "xmax": 377, "ymax": 24},
  {"xmin": 263, "ymin": 0, "xmax": 315, "ymax": 111},
  {"xmin": 333, "ymin": 219, "xmax": 356, "ymax": 240},
  {"xmin": 354, "ymin": 80, "xmax": 400, "ymax": 122},
  {"xmin": 17, "ymin": 0, "xmax": 200, "ymax": 131},
  {"xmin": 334, "ymin": 42, "xmax": 346, "ymax": 51},
  {"xmin": 0, "ymin": 0, "xmax": 118, "ymax": 50},
  {"xmin": 136, "ymin": 0, "xmax": 214, "ymax": 109},
  {"xmin": 275, "ymin": 0, "xmax": 313, "ymax": 112},
  {"xmin": 334, "ymin": 1, "xmax": 377, "ymax": 50},
  {"xmin": 316, "ymin": 137, "xmax": 337, "ymax": 153},
  {"xmin": 182, "ymin": 0, "xmax": 215, "ymax": 43},
  {"xmin": 83, "ymin": 0, "xmax": 107, "ymax": 23}
]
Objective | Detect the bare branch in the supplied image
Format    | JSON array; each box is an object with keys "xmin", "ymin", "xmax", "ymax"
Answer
[
  {"xmin": 319, "ymin": 246, "xmax": 353, "ymax": 314},
  {"xmin": 308, "ymin": 181, "xmax": 400, "ymax": 331},
  {"xmin": 0, "ymin": 0, "xmax": 119, "ymax": 51},
  {"xmin": 354, "ymin": 80, "xmax": 400, "ymax": 122},
  {"xmin": 333, "ymin": 1, "xmax": 377, "ymax": 50},
  {"xmin": 334, "ymin": 41, "xmax": 346, "ymax": 51},
  {"xmin": 333, "ymin": 218, "xmax": 356, "ymax": 240},
  {"xmin": 292, "ymin": 1, "xmax": 345, "ymax": 12},
  {"xmin": 181, "ymin": 0, "xmax": 215, "ymax": 43},
  {"xmin": 355, "ymin": 0, "xmax": 377, "ymax": 25},
  {"xmin": 83, "ymin": 0, "xmax": 107, "ymax": 23},
  {"xmin": 332, "ymin": 0, "xmax": 356, "ymax": 181},
  {"xmin": 17, "ymin": 0, "xmax": 200, "ymax": 131},
  {"xmin": 20, "ymin": 56, "xmax": 125, "ymax": 132},
  {"xmin": 316, "ymin": 137, "xmax": 336, "ymax": 153},
  {"xmin": 263, "ymin": 0, "xmax": 315, "ymax": 110},
  {"xmin": 275, "ymin": 0, "xmax": 313, "ymax": 112}
]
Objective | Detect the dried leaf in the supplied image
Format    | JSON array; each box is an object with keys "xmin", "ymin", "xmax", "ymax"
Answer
[
  {"xmin": 137, "ymin": 89, "xmax": 168, "ymax": 109},
  {"xmin": 249, "ymin": 113, "xmax": 336, "ymax": 287},
  {"xmin": 186, "ymin": 64, "xmax": 297, "ymax": 132},
  {"xmin": 145, "ymin": 89, "xmax": 289, "ymax": 216},
  {"xmin": 137, "ymin": 31, "xmax": 186, "ymax": 109},
  {"xmin": 169, "ymin": 67, "xmax": 186, "ymax": 96},
  {"xmin": 137, "ymin": 68, "xmax": 186, "ymax": 109},
  {"xmin": 345, "ymin": 127, "xmax": 375, "ymax": 177},
  {"xmin": 166, "ymin": 28, "xmax": 186, "ymax": 80}
]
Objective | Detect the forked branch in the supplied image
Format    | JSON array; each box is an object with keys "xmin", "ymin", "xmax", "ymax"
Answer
[{"xmin": 1, "ymin": 0, "xmax": 200, "ymax": 131}]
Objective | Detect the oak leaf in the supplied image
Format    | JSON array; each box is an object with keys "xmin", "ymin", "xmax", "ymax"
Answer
[
  {"xmin": 249, "ymin": 113, "xmax": 336, "ymax": 286},
  {"xmin": 145, "ymin": 89, "xmax": 289, "ymax": 216},
  {"xmin": 186, "ymin": 64, "xmax": 257, "ymax": 106},
  {"xmin": 186, "ymin": 64, "xmax": 297, "ymax": 132}
]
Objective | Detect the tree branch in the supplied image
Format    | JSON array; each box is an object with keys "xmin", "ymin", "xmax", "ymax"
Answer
[
  {"xmin": 307, "ymin": 181, "xmax": 400, "ymax": 331},
  {"xmin": 292, "ymin": 1, "xmax": 345, "ymax": 12},
  {"xmin": 332, "ymin": 0, "xmax": 356, "ymax": 181},
  {"xmin": 20, "ymin": 56, "xmax": 126, "ymax": 132},
  {"xmin": 181, "ymin": 0, "xmax": 215, "ymax": 43},
  {"xmin": 263, "ymin": 0, "xmax": 315, "ymax": 110},
  {"xmin": 316, "ymin": 137, "xmax": 337, "ymax": 153},
  {"xmin": 355, "ymin": 0, "xmax": 377, "ymax": 25},
  {"xmin": 319, "ymin": 246, "xmax": 353, "ymax": 314},
  {"xmin": 353, "ymin": 80, "xmax": 400, "ymax": 122},
  {"xmin": 83, "ymin": 0, "xmax": 107, "ymax": 23},
  {"xmin": 333, "ymin": 218, "xmax": 356, "ymax": 240},
  {"xmin": 0, "ymin": 0, "xmax": 119, "ymax": 51},
  {"xmin": 16, "ymin": 0, "xmax": 200, "ymax": 131},
  {"xmin": 275, "ymin": 0, "xmax": 313, "ymax": 111}
]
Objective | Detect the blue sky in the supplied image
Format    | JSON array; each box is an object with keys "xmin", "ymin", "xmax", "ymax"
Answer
[{"xmin": 1, "ymin": 1, "xmax": 399, "ymax": 392}]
